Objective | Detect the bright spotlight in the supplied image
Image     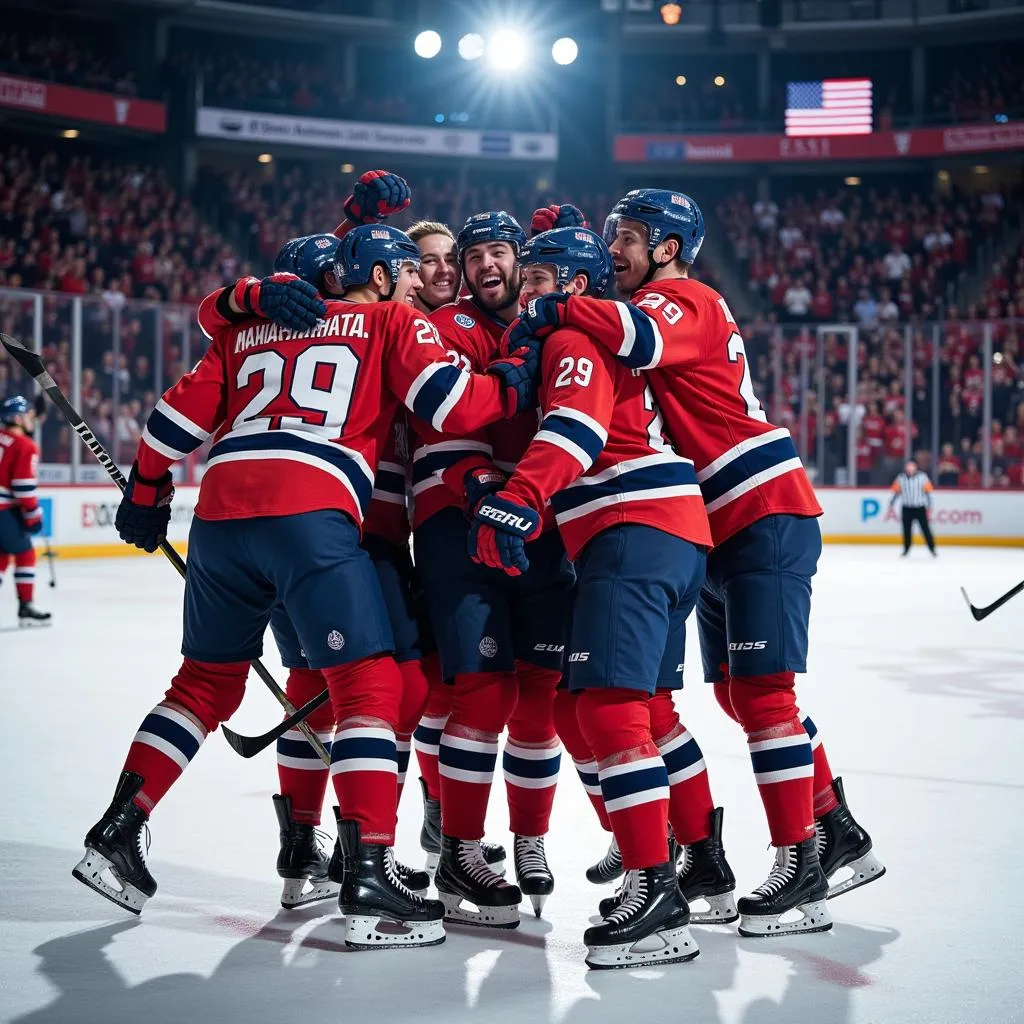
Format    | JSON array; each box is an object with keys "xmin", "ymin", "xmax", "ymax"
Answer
[
  {"xmin": 458, "ymin": 33, "xmax": 485, "ymax": 60},
  {"xmin": 414, "ymin": 30, "xmax": 442, "ymax": 59},
  {"xmin": 487, "ymin": 28, "xmax": 527, "ymax": 71},
  {"xmin": 713, "ymin": 74, "xmax": 726, "ymax": 87},
  {"xmin": 551, "ymin": 37, "xmax": 578, "ymax": 66}
]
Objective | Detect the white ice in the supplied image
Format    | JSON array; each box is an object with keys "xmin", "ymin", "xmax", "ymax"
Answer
[{"xmin": 2, "ymin": 545, "xmax": 1023, "ymax": 1024}]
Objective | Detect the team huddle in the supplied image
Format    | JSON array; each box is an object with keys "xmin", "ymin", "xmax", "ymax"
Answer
[{"xmin": 71, "ymin": 170, "xmax": 885, "ymax": 970}]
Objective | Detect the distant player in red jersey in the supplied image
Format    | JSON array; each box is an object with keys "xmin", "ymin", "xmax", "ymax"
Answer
[
  {"xmin": 509, "ymin": 189, "xmax": 884, "ymax": 937},
  {"xmin": 0, "ymin": 395, "xmax": 50, "ymax": 626},
  {"xmin": 73, "ymin": 225, "xmax": 540, "ymax": 951},
  {"xmin": 470, "ymin": 227, "xmax": 730, "ymax": 968}
]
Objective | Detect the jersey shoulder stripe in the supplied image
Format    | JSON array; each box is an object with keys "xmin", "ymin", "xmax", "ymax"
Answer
[
  {"xmin": 407, "ymin": 362, "xmax": 467, "ymax": 431},
  {"xmin": 143, "ymin": 398, "xmax": 212, "ymax": 461},
  {"xmin": 613, "ymin": 301, "xmax": 664, "ymax": 370},
  {"xmin": 534, "ymin": 407, "xmax": 607, "ymax": 473}
]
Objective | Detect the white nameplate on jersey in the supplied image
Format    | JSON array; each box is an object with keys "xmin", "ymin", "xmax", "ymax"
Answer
[{"xmin": 232, "ymin": 314, "xmax": 368, "ymax": 353}]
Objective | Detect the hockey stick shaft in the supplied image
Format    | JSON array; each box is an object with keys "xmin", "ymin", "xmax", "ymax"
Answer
[
  {"xmin": 1, "ymin": 332, "xmax": 330, "ymax": 766},
  {"xmin": 44, "ymin": 538, "xmax": 56, "ymax": 587},
  {"xmin": 960, "ymin": 580, "xmax": 1024, "ymax": 621},
  {"xmin": 221, "ymin": 688, "xmax": 331, "ymax": 758}
]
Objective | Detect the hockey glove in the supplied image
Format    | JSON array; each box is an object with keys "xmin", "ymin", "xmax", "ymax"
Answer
[
  {"xmin": 486, "ymin": 335, "xmax": 542, "ymax": 414},
  {"xmin": 20, "ymin": 508, "xmax": 43, "ymax": 535},
  {"xmin": 530, "ymin": 203, "xmax": 587, "ymax": 236},
  {"xmin": 236, "ymin": 273, "xmax": 326, "ymax": 332},
  {"xmin": 116, "ymin": 462, "xmax": 174, "ymax": 553},
  {"xmin": 344, "ymin": 170, "xmax": 412, "ymax": 224},
  {"xmin": 469, "ymin": 491, "xmax": 541, "ymax": 577},
  {"xmin": 508, "ymin": 293, "xmax": 570, "ymax": 349},
  {"xmin": 463, "ymin": 464, "xmax": 508, "ymax": 516}
]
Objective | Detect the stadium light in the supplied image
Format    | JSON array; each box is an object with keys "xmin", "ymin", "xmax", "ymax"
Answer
[
  {"xmin": 414, "ymin": 30, "xmax": 442, "ymax": 59},
  {"xmin": 551, "ymin": 37, "xmax": 578, "ymax": 66},
  {"xmin": 257, "ymin": 153, "xmax": 273, "ymax": 164},
  {"xmin": 675, "ymin": 75, "xmax": 687, "ymax": 86},
  {"xmin": 340, "ymin": 162, "xmax": 355, "ymax": 174},
  {"xmin": 487, "ymin": 28, "xmax": 528, "ymax": 72},
  {"xmin": 661, "ymin": 3, "xmax": 682, "ymax": 25},
  {"xmin": 62, "ymin": 129, "xmax": 80, "ymax": 139},
  {"xmin": 459, "ymin": 33, "xmax": 485, "ymax": 60},
  {"xmin": 714, "ymin": 74, "xmax": 726, "ymax": 87}
]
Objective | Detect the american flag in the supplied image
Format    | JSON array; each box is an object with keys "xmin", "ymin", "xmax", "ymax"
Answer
[{"xmin": 785, "ymin": 79, "xmax": 873, "ymax": 137}]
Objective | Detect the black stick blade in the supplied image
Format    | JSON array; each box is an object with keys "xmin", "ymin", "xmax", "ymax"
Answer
[
  {"xmin": 0, "ymin": 333, "xmax": 47, "ymax": 378},
  {"xmin": 960, "ymin": 587, "xmax": 983, "ymax": 621},
  {"xmin": 221, "ymin": 688, "xmax": 331, "ymax": 759}
]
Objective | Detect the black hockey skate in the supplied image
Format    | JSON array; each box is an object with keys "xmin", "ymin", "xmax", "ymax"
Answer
[
  {"xmin": 816, "ymin": 777, "xmax": 886, "ymax": 899},
  {"xmin": 585, "ymin": 835, "xmax": 623, "ymax": 885},
  {"xmin": 18, "ymin": 601, "xmax": 51, "ymax": 627},
  {"xmin": 336, "ymin": 818, "xmax": 446, "ymax": 950},
  {"xmin": 584, "ymin": 862, "xmax": 700, "ymax": 970},
  {"xmin": 72, "ymin": 771, "xmax": 157, "ymax": 915},
  {"xmin": 598, "ymin": 835, "xmax": 684, "ymax": 918},
  {"xmin": 273, "ymin": 794, "xmax": 338, "ymax": 908},
  {"xmin": 329, "ymin": 807, "xmax": 429, "ymax": 897},
  {"xmin": 737, "ymin": 837, "xmax": 832, "ymax": 937},
  {"xmin": 675, "ymin": 807, "xmax": 738, "ymax": 923},
  {"xmin": 418, "ymin": 777, "xmax": 505, "ymax": 875},
  {"xmin": 435, "ymin": 835, "xmax": 522, "ymax": 929},
  {"xmin": 513, "ymin": 834, "xmax": 553, "ymax": 917}
]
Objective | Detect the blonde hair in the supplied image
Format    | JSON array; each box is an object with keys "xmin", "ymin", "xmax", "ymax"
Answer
[{"xmin": 407, "ymin": 220, "xmax": 454, "ymax": 244}]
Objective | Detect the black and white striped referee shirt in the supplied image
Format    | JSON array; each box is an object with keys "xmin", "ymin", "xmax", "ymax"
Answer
[{"xmin": 891, "ymin": 471, "xmax": 933, "ymax": 508}]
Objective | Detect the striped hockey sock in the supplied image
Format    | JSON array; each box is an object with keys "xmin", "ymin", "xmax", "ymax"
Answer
[
  {"xmin": 803, "ymin": 715, "xmax": 840, "ymax": 817},
  {"xmin": 503, "ymin": 737, "xmax": 561, "ymax": 837},
  {"xmin": 276, "ymin": 668, "xmax": 334, "ymax": 825},
  {"xmin": 412, "ymin": 655, "xmax": 451, "ymax": 801},
  {"xmin": 329, "ymin": 723, "xmax": 398, "ymax": 845},
  {"xmin": 747, "ymin": 724, "xmax": 815, "ymax": 846},
  {"xmin": 14, "ymin": 548, "xmax": 35, "ymax": 603}
]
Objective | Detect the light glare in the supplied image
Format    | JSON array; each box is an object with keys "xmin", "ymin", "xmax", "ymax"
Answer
[
  {"xmin": 488, "ymin": 28, "xmax": 527, "ymax": 71},
  {"xmin": 414, "ymin": 30, "xmax": 442, "ymax": 59},
  {"xmin": 551, "ymin": 37, "xmax": 578, "ymax": 66},
  {"xmin": 458, "ymin": 33, "xmax": 485, "ymax": 60}
]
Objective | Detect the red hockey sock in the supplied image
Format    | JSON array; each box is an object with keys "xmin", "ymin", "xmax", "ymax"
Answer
[
  {"xmin": 413, "ymin": 653, "xmax": 450, "ymax": 800},
  {"xmin": 14, "ymin": 547, "xmax": 35, "ymax": 603},
  {"xmin": 439, "ymin": 672, "xmax": 518, "ymax": 839},
  {"xmin": 802, "ymin": 714, "xmax": 840, "ymax": 817},
  {"xmin": 730, "ymin": 673, "xmax": 814, "ymax": 846},
  {"xmin": 0, "ymin": 553, "xmax": 10, "ymax": 578},
  {"xmin": 121, "ymin": 658, "xmax": 249, "ymax": 814},
  {"xmin": 713, "ymin": 673, "xmax": 740, "ymax": 724},
  {"xmin": 648, "ymin": 691, "xmax": 714, "ymax": 845},
  {"xmin": 553, "ymin": 687, "xmax": 610, "ymax": 830},
  {"xmin": 397, "ymin": 659, "xmax": 430, "ymax": 804},
  {"xmin": 325, "ymin": 654, "xmax": 402, "ymax": 845},
  {"xmin": 576, "ymin": 688, "xmax": 669, "ymax": 869},
  {"xmin": 276, "ymin": 668, "xmax": 334, "ymax": 825},
  {"xmin": 504, "ymin": 663, "xmax": 561, "ymax": 836}
]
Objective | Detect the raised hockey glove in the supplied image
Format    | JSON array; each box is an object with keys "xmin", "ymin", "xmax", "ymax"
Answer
[
  {"xmin": 486, "ymin": 334, "xmax": 543, "ymax": 414},
  {"xmin": 509, "ymin": 293, "xmax": 570, "ymax": 347},
  {"xmin": 116, "ymin": 461, "xmax": 174, "ymax": 553},
  {"xmin": 343, "ymin": 169, "xmax": 412, "ymax": 224},
  {"xmin": 463, "ymin": 464, "xmax": 508, "ymax": 516},
  {"xmin": 235, "ymin": 273, "xmax": 326, "ymax": 331},
  {"xmin": 469, "ymin": 491, "xmax": 540, "ymax": 577},
  {"xmin": 530, "ymin": 203, "xmax": 587, "ymax": 236}
]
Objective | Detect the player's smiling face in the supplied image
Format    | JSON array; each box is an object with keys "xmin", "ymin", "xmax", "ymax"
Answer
[
  {"xmin": 607, "ymin": 218, "xmax": 651, "ymax": 297},
  {"xmin": 393, "ymin": 262, "xmax": 423, "ymax": 306},
  {"xmin": 463, "ymin": 241, "xmax": 521, "ymax": 315},
  {"xmin": 519, "ymin": 265, "xmax": 561, "ymax": 307},
  {"xmin": 416, "ymin": 233, "xmax": 460, "ymax": 308}
]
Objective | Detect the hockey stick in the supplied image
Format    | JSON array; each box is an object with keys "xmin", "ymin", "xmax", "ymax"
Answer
[
  {"xmin": 960, "ymin": 580, "xmax": 1024, "ymax": 622},
  {"xmin": 43, "ymin": 538, "xmax": 56, "ymax": 587},
  {"xmin": 0, "ymin": 332, "xmax": 330, "ymax": 765},
  {"xmin": 221, "ymin": 687, "xmax": 331, "ymax": 758}
]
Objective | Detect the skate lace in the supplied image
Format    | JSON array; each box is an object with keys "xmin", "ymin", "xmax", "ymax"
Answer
[
  {"xmin": 813, "ymin": 819, "xmax": 827, "ymax": 859},
  {"xmin": 457, "ymin": 841, "xmax": 506, "ymax": 888},
  {"xmin": 384, "ymin": 848, "xmax": 423, "ymax": 904},
  {"xmin": 606, "ymin": 870, "xmax": 646, "ymax": 925},
  {"xmin": 136, "ymin": 823, "xmax": 151, "ymax": 861},
  {"xmin": 752, "ymin": 846, "xmax": 797, "ymax": 898},
  {"xmin": 596, "ymin": 837, "xmax": 622, "ymax": 873},
  {"xmin": 514, "ymin": 835, "xmax": 548, "ymax": 878}
]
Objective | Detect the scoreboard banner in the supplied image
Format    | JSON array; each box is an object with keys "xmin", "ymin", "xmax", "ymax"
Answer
[
  {"xmin": 196, "ymin": 107, "xmax": 558, "ymax": 161},
  {"xmin": 615, "ymin": 122, "xmax": 1024, "ymax": 164}
]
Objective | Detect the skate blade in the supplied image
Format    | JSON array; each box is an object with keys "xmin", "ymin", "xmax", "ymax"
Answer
[
  {"xmin": 585, "ymin": 923, "xmax": 700, "ymax": 970},
  {"xmin": 687, "ymin": 890, "xmax": 739, "ymax": 925},
  {"xmin": 738, "ymin": 898, "xmax": 833, "ymax": 938},
  {"xmin": 438, "ymin": 890, "xmax": 521, "ymax": 929},
  {"xmin": 826, "ymin": 852, "xmax": 886, "ymax": 899},
  {"xmin": 424, "ymin": 852, "xmax": 440, "ymax": 875},
  {"xmin": 344, "ymin": 914, "xmax": 446, "ymax": 950},
  {"xmin": 18, "ymin": 618, "xmax": 52, "ymax": 629},
  {"xmin": 72, "ymin": 849, "xmax": 148, "ymax": 915},
  {"xmin": 280, "ymin": 875, "xmax": 341, "ymax": 909},
  {"xmin": 526, "ymin": 892, "xmax": 549, "ymax": 918}
]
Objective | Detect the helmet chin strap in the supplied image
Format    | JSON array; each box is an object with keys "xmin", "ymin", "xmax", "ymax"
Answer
[{"xmin": 640, "ymin": 252, "xmax": 672, "ymax": 288}]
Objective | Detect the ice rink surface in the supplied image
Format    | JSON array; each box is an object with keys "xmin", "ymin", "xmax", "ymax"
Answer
[{"xmin": 2, "ymin": 544, "xmax": 1023, "ymax": 1024}]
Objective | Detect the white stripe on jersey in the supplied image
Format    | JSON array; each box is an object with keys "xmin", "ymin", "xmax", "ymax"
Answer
[
  {"xmin": 431, "ymin": 370, "xmax": 468, "ymax": 431},
  {"xmin": 703, "ymin": 457, "xmax": 804, "ymax": 514},
  {"xmin": 377, "ymin": 461, "xmax": 405, "ymax": 474},
  {"xmin": 222, "ymin": 423, "xmax": 374, "ymax": 484},
  {"xmin": 413, "ymin": 439, "xmax": 493, "ymax": 462},
  {"xmin": 555, "ymin": 483, "xmax": 703, "ymax": 524},
  {"xmin": 533, "ymin": 429, "xmax": 594, "ymax": 473},
  {"xmin": 547, "ymin": 404, "xmax": 610, "ymax": 445},
  {"xmin": 567, "ymin": 451, "xmax": 694, "ymax": 488},
  {"xmin": 155, "ymin": 397, "xmax": 211, "ymax": 443},
  {"xmin": 695, "ymin": 426, "xmax": 792, "ymax": 482},
  {"xmin": 614, "ymin": 301, "xmax": 637, "ymax": 360}
]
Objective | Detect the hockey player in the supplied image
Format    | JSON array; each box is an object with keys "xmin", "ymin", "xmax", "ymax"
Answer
[
  {"xmin": 469, "ymin": 227, "xmax": 719, "ymax": 968},
  {"xmin": 73, "ymin": 225, "xmax": 541, "ymax": 952},
  {"xmin": 0, "ymin": 395, "xmax": 50, "ymax": 626},
  {"xmin": 508, "ymin": 188, "xmax": 884, "ymax": 937},
  {"xmin": 407, "ymin": 221, "xmax": 461, "ymax": 314},
  {"xmin": 411, "ymin": 209, "xmax": 578, "ymax": 924}
]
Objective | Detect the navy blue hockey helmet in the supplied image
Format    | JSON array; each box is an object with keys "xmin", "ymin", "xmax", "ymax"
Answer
[
  {"xmin": 274, "ymin": 234, "xmax": 339, "ymax": 291},
  {"xmin": 518, "ymin": 227, "xmax": 613, "ymax": 298},
  {"xmin": 1, "ymin": 394, "xmax": 30, "ymax": 423},
  {"xmin": 456, "ymin": 210, "xmax": 527, "ymax": 265},
  {"xmin": 334, "ymin": 224, "xmax": 421, "ymax": 295},
  {"xmin": 603, "ymin": 188, "xmax": 705, "ymax": 265}
]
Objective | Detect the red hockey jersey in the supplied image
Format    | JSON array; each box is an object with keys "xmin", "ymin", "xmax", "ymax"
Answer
[
  {"xmin": 364, "ymin": 415, "xmax": 411, "ymax": 545},
  {"xmin": 501, "ymin": 326, "xmax": 711, "ymax": 560},
  {"xmin": 543, "ymin": 278, "xmax": 821, "ymax": 544},
  {"xmin": 137, "ymin": 300, "xmax": 512, "ymax": 525},
  {"xmin": 0, "ymin": 428, "xmax": 42, "ymax": 528}
]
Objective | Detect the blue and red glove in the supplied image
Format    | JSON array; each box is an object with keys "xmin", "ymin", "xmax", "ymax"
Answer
[
  {"xmin": 234, "ymin": 273, "xmax": 326, "ymax": 332},
  {"xmin": 530, "ymin": 203, "xmax": 587, "ymax": 236},
  {"xmin": 469, "ymin": 491, "xmax": 541, "ymax": 577},
  {"xmin": 463, "ymin": 464, "xmax": 507, "ymax": 516},
  {"xmin": 343, "ymin": 169, "xmax": 412, "ymax": 224},
  {"xmin": 20, "ymin": 508, "xmax": 43, "ymax": 535},
  {"xmin": 486, "ymin": 334, "xmax": 543, "ymax": 414},
  {"xmin": 115, "ymin": 462, "xmax": 174, "ymax": 553},
  {"xmin": 505, "ymin": 294, "xmax": 570, "ymax": 357}
]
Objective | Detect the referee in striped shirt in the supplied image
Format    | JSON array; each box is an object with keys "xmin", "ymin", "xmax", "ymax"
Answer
[{"xmin": 890, "ymin": 460, "xmax": 937, "ymax": 556}]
